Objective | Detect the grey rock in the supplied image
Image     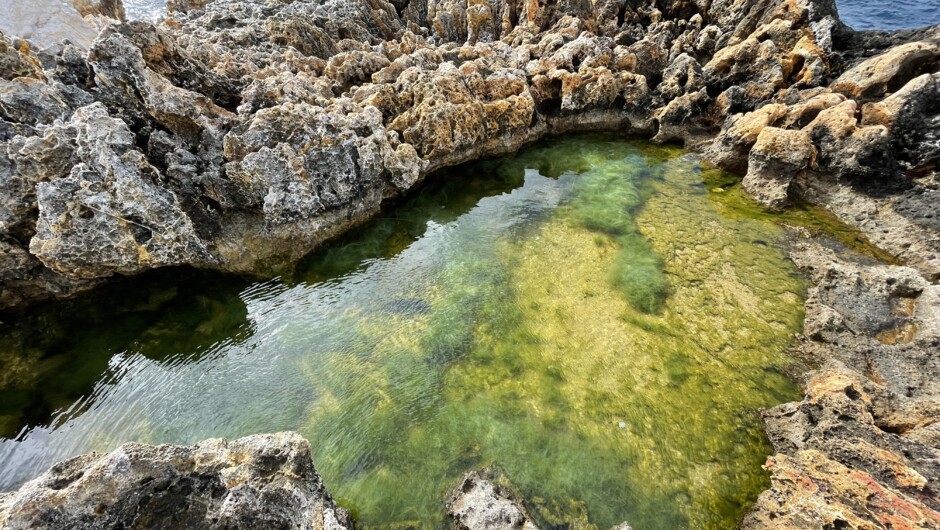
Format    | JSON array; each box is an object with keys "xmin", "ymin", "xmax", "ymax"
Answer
[
  {"xmin": 790, "ymin": 241, "xmax": 940, "ymax": 401},
  {"xmin": 29, "ymin": 103, "xmax": 211, "ymax": 279},
  {"xmin": 0, "ymin": 432, "xmax": 354, "ymax": 530},
  {"xmin": 446, "ymin": 468, "xmax": 540, "ymax": 530},
  {"xmin": 0, "ymin": 0, "xmax": 933, "ymax": 310}
]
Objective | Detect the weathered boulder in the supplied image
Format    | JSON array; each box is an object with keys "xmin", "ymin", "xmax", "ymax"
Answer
[
  {"xmin": 743, "ymin": 126, "xmax": 816, "ymax": 208},
  {"xmin": 446, "ymin": 468, "xmax": 541, "ymax": 530},
  {"xmin": 29, "ymin": 103, "xmax": 212, "ymax": 279},
  {"xmin": 0, "ymin": 432, "xmax": 354, "ymax": 530},
  {"xmin": 705, "ymin": 103, "xmax": 788, "ymax": 172},
  {"xmin": 830, "ymin": 42, "xmax": 940, "ymax": 101}
]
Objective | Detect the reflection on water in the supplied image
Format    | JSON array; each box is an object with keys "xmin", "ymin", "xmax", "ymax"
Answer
[
  {"xmin": 124, "ymin": 0, "xmax": 168, "ymax": 21},
  {"xmin": 0, "ymin": 271, "xmax": 251, "ymax": 439},
  {"xmin": 0, "ymin": 136, "xmax": 807, "ymax": 530}
]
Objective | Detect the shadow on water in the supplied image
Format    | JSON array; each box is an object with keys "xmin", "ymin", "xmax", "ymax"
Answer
[
  {"xmin": 0, "ymin": 269, "xmax": 253, "ymax": 439},
  {"xmin": 292, "ymin": 158, "xmax": 527, "ymax": 285}
]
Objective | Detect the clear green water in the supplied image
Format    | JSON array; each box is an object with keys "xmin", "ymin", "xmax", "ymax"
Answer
[{"xmin": 0, "ymin": 135, "xmax": 808, "ymax": 529}]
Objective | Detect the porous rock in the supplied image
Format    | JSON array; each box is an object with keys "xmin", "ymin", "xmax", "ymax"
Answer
[
  {"xmin": 743, "ymin": 240, "xmax": 940, "ymax": 529},
  {"xmin": 0, "ymin": 432, "xmax": 354, "ymax": 530},
  {"xmin": 0, "ymin": 0, "xmax": 935, "ymax": 309},
  {"xmin": 0, "ymin": 2, "xmax": 939, "ymax": 527},
  {"xmin": 446, "ymin": 468, "xmax": 540, "ymax": 530},
  {"xmin": 742, "ymin": 126, "xmax": 815, "ymax": 208}
]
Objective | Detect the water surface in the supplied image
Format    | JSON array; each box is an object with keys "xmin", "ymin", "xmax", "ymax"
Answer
[
  {"xmin": 837, "ymin": 0, "xmax": 940, "ymax": 31},
  {"xmin": 0, "ymin": 136, "xmax": 807, "ymax": 530}
]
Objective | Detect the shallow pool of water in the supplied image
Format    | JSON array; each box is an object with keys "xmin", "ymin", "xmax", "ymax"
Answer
[{"xmin": 0, "ymin": 136, "xmax": 809, "ymax": 529}]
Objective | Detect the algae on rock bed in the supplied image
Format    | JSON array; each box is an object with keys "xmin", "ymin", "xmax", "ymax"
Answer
[
  {"xmin": 293, "ymin": 137, "xmax": 805, "ymax": 530},
  {"xmin": 0, "ymin": 136, "xmax": 807, "ymax": 530}
]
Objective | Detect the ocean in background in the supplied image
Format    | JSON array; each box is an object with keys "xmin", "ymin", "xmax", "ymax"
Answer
[
  {"xmin": 125, "ymin": 0, "xmax": 166, "ymax": 21},
  {"xmin": 837, "ymin": 0, "xmax": 940, "ymax": 31},
  {"xmin": 123, "ymin": 0, "xmax": 940, "ymax": 31}
]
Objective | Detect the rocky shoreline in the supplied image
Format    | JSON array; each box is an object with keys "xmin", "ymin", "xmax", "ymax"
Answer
[{"xmin": 0, "ymin": 0, "xmax": 938, "ymax": 527}]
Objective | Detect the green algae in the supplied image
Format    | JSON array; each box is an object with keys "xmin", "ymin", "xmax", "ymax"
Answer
[
  {"xmin": 700, "ymin": 165, "xmax": 900, "ymax": 264},
  {"xmin": 0, "ymin": 135, "xmax": 816, "ymax": 530},
  {"xmin": 289, "ymin": 137, "xmax": 805, "ymax": 530},
  {"xmin": 565, "ymin": 154, "xmax": 669, "ymax": 313}
]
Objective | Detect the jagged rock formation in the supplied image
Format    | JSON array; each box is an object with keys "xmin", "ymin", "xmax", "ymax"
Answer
[
  {"xmin": 446, "ymin": 468, "xmax": 635, "ymax": 530},
  {"xmin": 0, "ymin": 432, "xmax": 354, "ymax": 530},
  {"xmin": 447, "ymin": 468, "xmax": 542, "ymax": 530},
  {"xmin": 742, "ymin": 240, "xmax": 940, "ymax": 529},
  {"xmin": 2, "ymin": 0, "xmax": 936, "ymax": 310},
  {"xmin": 1, "ymin": 0, "xmax": 940, "ymax": 528}
]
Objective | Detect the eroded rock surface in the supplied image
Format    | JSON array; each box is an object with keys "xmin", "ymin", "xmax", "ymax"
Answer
[
  {"xmin": 0, "ymin": 0, "xmax": 935, "ymax": 309},
  {"xmin": 0, "ymin": 432, "xmax": 354, "ymax": 530},
  {"xmin": 743, "ymin": 241, "xmax": 940, "ymax": 529},
  {"xmin": 446, "ymin": 469, "xmax": 633, "ymax": 530},
  {"xmin": 447, "ymin": 469, "xmax": 541, "ymax": 530}
]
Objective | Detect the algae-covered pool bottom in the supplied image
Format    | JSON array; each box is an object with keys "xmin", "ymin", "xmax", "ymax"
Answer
[{"xmin": 0, "ymin": 136, "xmax": 808, "ymax": 529}]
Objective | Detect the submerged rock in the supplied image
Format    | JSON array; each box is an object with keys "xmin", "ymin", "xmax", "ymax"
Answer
[
  {"xmin": 446, "ymin": 468, "xmax": 633, "ymax": 530},
  {"xmin": 0, "ymin": 432, "xmax": 354, "ymax": 530}
]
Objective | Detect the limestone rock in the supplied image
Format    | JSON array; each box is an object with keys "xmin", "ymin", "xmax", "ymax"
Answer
[
  {"xmin": 29, "ymin": 103, "xmax": 211, "ymax": 279},
  {"xmin": 167, "ymin": 0, "xmax": 212, "ymax": 15},
  {"xmin": 0, "ymin": 32, "xmax": 44, "ymax": 81},
  {"xmin": 446, "ymin": 468, "xmax": 540, "ymax": 530},
  {"xmin": 0, "ymin": 2, "xmax": 939, "ymax": 529},
  {"xmin": 830, "ymin": 42, "xmax": 940, "ymax": 101},
  {"xmin": 743, "ymin": 127, "xmax": 816, "ymax": 208},
  {"xmin": 744, "ymin": 367, "xmax": 940, "ymax": 529},
  {"xmin": 0, "ymin": 0, "xmax": 940, "ymax": 310},
  {"xmin": 790, "ymin": 242, "xmax": 940, "ymax": 399},
  {"xmin": 744, "ymin": 449, "xmax": 940, "ymax": 529},
  {"xmin": 0, "ymin": 432, "xmax": 354, "ymax": 530},
  {"xmin": 745, "ymin": 241, "xmax": 940, "ymax": 528},
  {"xmin": 0, "ymin": 78, "xmax": 72, "ymax": 127},
  {"xmin": 705, "ymin": 103, "xmax": 787, "ymax": 173}
]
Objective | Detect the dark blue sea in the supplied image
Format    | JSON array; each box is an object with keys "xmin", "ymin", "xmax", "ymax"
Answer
[{"xmin": 837, "ymin": 0, "xmax": 940, "ymax": 31}]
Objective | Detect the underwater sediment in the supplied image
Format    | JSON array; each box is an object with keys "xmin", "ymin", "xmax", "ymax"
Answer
[{"xmin": 0, "ymin": 0, "xmax": 939, "ymax": 528}]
